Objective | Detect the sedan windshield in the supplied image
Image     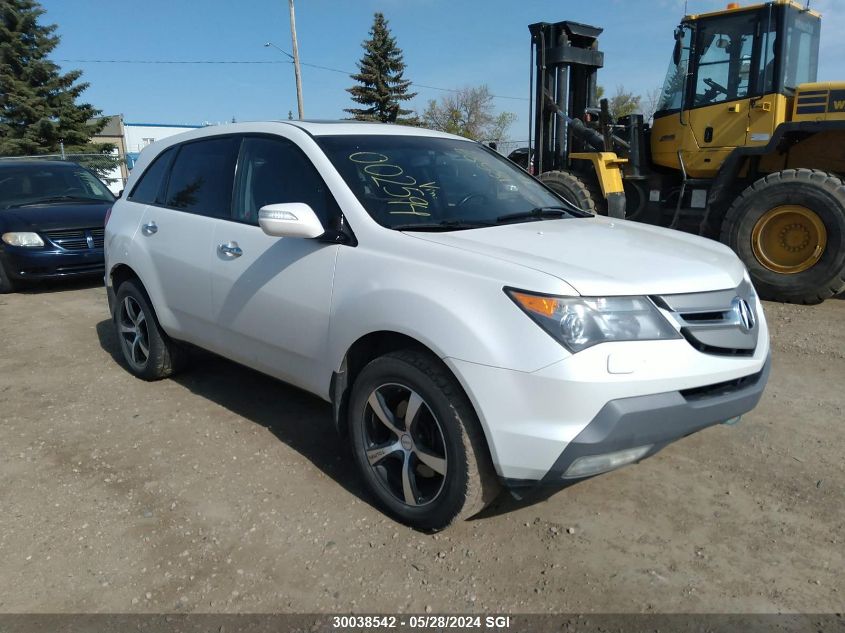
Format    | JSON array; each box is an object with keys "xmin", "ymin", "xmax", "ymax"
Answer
[
  {"xmin": 0, "ymin": 164, "xmax": 115, "ymax": 210},
  {"xmin": 316, "ymin": 135, "xmax": 585, "ymax": 230}
]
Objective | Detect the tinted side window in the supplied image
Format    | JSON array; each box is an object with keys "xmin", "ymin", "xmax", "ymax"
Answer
[
  {"xmin": 165, "ymin": 137, "xmax": 239, "ymax": 217},
  {"xmin": 232, "ymin": 136, "xmax": 338, "ymax": 225},
  {"xmin": 129, "ymin": 147, "xmax": 175, "ymax": 204}
]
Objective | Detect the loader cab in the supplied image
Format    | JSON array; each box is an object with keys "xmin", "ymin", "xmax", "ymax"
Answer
[{"xmin": 651, "ymin": 1, "xmax": 820, "ymax": 177}]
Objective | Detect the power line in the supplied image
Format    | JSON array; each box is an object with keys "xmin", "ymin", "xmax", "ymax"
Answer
[
  {"xmin": 58, "ymin": 57, "xmax": 529, "ymax": 101},
  {"xmin": 59, "ymin": 58, "xmax": 286, "ymax": 65}
]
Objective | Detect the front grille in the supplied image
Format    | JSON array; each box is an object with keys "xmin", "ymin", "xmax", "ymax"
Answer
[
  {"xmin": 44, "ymin": 228, "xmax": 103, "ymax": 250},
  {"xmin": 90, "ymin": 228, "xmax": 104, "ymax": 248},
  {"xmin": 652, "ymin": 280, "xmax": 759, "ymax": 356}
]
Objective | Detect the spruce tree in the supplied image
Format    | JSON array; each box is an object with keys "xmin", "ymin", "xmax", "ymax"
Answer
[
  {"xmin": 0, "ymin": 0, "xmax": 108, "ymax": 156},
  {"xmin": 345, "ymin": 13, "xmax": 417, "ymax": 124}
]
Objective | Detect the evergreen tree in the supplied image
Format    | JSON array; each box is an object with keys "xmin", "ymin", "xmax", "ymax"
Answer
[
  {"xmin": 345, "ymin": 13, "xmax": 417, "ymax": 124},
  {"xmin": 0, "ymin": 0, "xmax": 109, "ymax": 156}
]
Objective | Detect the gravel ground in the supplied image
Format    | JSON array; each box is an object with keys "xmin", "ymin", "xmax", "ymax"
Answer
[{"xmin": 0, "ymin": 281, "xmax": 842, "ymax": 614}]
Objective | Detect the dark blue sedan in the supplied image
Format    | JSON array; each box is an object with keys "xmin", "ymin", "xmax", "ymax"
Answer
[{"xmin": 0, "ymin": 160, "xmax": 115, "ymax": 293}]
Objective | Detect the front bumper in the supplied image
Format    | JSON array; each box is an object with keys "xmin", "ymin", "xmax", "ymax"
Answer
[
  {"xmin": 0, "ymin": 247, "xmax": 104, "ymax": 281},
  {"xmin": 445, "ymin": 324, "xmax": 771, "ymax": 482},
  {"xmin": 537, "ymin": 353, "xmax": 770, "ymax": 485}
]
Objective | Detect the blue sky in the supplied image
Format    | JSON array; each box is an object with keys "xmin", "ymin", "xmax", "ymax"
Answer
[{"xmin": 43, "ymin": 0, "xmax": 844, "ymax": 143}]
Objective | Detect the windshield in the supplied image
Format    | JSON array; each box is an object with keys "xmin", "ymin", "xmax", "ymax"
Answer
[
  {"xmin": 656, "ymin": 25, "xmax": 691, "ymax": 115},
  {"xmin": 0, "ymin": 164, "xmax": 115, "ymax": 210},
  {"xmin": 315, "ymin": 135, "xmax": 579, "ymax": 230}
]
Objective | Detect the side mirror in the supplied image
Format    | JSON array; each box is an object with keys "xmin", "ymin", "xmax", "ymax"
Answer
[
  {"xmin": 258, "ymin": 203, "xmax": 324, "ymax": 239},
  {"xmin": 673, "ymin": 38, "xmax": 682, "ymax": 66}
]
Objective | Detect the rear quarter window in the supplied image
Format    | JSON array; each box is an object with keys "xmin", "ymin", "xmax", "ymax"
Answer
[{"xmin": 129, "ymin": 147, "xmax": 176, "ymax": 204}]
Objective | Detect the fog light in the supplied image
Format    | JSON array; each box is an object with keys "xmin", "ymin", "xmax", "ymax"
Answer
[
  {"xmin": 723, "ymin": 415, "xmax": 742, "ymax": 426},
  {"xmin": 563, "ymin": 444, "xmax": 653, "ymax": 479}
]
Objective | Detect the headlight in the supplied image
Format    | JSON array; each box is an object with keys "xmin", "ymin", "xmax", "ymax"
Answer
[
  {"xmin": 506, "ymin": 289, "xmax": 681, "ymax": 352},
  {"xmin": 2, "ymin": 232, "xmax": 44, "ymax": 247}
]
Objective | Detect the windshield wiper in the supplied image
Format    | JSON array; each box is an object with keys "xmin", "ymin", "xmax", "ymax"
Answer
[
  {"xmin": 496, "ymin": 206, "xmax": 581, "ymax": 224},
  {"xmin": 14, "ymin": 196, "xmax": 107, "ymax": 207},
  {"xmin": 392, "ymin": 220, "xmax": 495, "ymax": 232}
]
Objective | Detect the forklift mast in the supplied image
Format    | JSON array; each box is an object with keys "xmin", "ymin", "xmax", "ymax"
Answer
[{"xmin": 529, "ymin": 20, "xmax": 605, "ymax": 175}]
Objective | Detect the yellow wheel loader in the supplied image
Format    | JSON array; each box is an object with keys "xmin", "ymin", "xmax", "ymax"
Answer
[{"xmin": 529, "ymin": 1, "xmax": 845, "ymax": 304}]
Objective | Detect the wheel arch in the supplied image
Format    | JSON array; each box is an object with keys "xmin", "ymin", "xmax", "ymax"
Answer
[
  {"xmin": 109, "ymin": 263, "xmax": 141, "ymax": 294},
  {"xmin": 703, "ymin": 121, "xmax": 845, "ymax": 237},
  {"xmin": 330, "ymin": 330, "xmax": 448, "ymax": 437}
]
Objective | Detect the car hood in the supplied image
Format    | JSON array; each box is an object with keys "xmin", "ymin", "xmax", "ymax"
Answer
[
  {"xmin": 0, "ymin": 202, "xmax": 111, "ymax": 233},
  {"xmin": 405, "ymin": 216, "xmax": 745, "ymax": 296}
]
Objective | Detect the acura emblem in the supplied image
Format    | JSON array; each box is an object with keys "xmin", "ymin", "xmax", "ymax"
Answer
[{"xmin": 731, "ymin": 297, "xmax": 755, "ymax": 332}]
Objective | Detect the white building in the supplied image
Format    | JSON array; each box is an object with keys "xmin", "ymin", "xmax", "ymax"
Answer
[
  {"xmin": 123, "ymin": 122, "xmax": 204, "ymax": 163},
  {"xmin": 93, "ymin": 116, "xmax": 204, "ymax": 193}
]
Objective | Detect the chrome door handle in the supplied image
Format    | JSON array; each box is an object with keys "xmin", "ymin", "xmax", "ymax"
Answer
[
  {"xmin": 141, "ymin": 221, "xmax": 158, "ymax": 235},
  {"xmin": 218, "ymin": 241, "xmax": 243, "ymax": 258}
]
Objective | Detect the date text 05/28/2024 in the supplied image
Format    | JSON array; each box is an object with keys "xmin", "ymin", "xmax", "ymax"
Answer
[{"xmin": 332, "ymin": 615, "xmax": 512, "ymax": 629}]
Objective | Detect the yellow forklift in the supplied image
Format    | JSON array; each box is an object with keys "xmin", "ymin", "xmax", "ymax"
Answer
[{"xmin": 530, "ymin": 1, "xmax": 845, "ymax": 303}]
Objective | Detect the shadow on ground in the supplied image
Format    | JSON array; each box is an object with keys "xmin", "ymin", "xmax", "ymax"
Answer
[
  {"xmin": 94, "ymin": 319, "xmax": 567, "ymax": 525},
  {"xmin": 95, "ymin": 319, "xmax": 375, "ymax": 511},
  {"xmin": 16, "ymin": 275, "xmax": 103, "ymax": 295}
]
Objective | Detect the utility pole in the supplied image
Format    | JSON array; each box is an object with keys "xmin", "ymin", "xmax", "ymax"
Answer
[{"xmin": 288, "ymin": 0, "xmax": 304, "ymax": 120}]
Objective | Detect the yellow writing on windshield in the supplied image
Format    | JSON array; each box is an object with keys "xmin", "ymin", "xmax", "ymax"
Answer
[{"xmin": 349, "ymin": 152, "xmax": 439, "ymax": 216}]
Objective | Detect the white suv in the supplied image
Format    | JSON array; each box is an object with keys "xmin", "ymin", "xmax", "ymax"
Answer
[{"xmin": 105, "ymin": 122, "xmax": 770, "ymax": 529}]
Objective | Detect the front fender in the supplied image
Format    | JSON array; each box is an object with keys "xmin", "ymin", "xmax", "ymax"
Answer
[{"xmin": 327, "ymin": 248, "xmax": 570, "ymax": 375}]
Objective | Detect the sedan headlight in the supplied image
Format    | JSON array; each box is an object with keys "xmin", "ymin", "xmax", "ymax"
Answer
[
  {"xmin": 2, "ymin": 232, "xmax": 44, "ymax": 247},
  {"xmin": 506, "ymin": 289, "xmax": 680, "ymax": 352}
]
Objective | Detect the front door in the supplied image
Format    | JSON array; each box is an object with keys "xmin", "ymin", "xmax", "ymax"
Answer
[
  {"xmin": 687, "ymin": 10, "xmax": 758, "ymax": 151},
  {"xmin": 210, "ymin": 135, "xmax": 340, "ymax": 395}
]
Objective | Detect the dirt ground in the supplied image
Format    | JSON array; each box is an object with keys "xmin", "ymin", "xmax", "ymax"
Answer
[{"xmin": 0, "ymin": 280, "xmax": 842, "ymax": 614}]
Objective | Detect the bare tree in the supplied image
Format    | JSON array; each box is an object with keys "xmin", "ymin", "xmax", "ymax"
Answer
[
  {"xmin": 421, "ymin": 85, "xmax": 516, "ymax": 142},
  {"xmin": 642, "ymin": 86, "xmax": 664, "ymax": 123},
  {"xmin": 608, "ymin": 85, "xmax": 642, "ymax": 120}
]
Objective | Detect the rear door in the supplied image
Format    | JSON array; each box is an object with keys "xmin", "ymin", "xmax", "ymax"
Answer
[
  {"xmin": 209, "ymin": 135, "xmax": 340, "ymax": 394},
  {"xmin": 135, "ymin": 136, "xmax": 240, "ymax": 345}
]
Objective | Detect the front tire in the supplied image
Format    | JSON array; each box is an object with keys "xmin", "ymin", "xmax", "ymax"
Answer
[
  {"xmin": 720, "ymin": 169, "xmax": 845, "ymax": 304},
  {"xmin": 0, "ymin": 263, "xmax": 18, "ymax": 294},
  {"xmin": 113, "ymin": 280, "xmax": 186, "ymax": 380},
  {"xmin": 348, "ymin": 350, "xmax": 500, "ymax": 530}
]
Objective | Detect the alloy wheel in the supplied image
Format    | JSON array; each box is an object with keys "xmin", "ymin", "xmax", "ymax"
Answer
[
  {"xmin": 361, "ymin": 383, "xmax": 448, "ymax": 507},
  {"xmin": 118, "ymin": 296, "xmax": 150, "ymax": 369}
]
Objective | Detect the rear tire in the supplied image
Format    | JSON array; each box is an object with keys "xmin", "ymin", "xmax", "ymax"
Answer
[
  {"xmin": 0, "ymin": 263, "xmax": 17, "ymax": 294},
  {"xmin": 113, "ymin": 280, "xmax": 186, "ymax": 380},
  {"xmin": 540, "ymin": 169, "xmax": 606, "ymax": 215},
  {"xmin": 348, "ymin": 350, "xmax": 500, "ymax": 530},
  {"xmin": 720, "ymin": 169, "xmax": 845, "ymax": 304}
]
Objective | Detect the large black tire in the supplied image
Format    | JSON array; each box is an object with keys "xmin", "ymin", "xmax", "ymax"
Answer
[
  {"xmin": 0, "ymin": 262, "xmax": 17, "ymax": 294},
  {"xmin": 540, "ymin": 169, "xmax": 606, "ymax": 215},
  {"xmin": 720, "ymin": 169, "xmax": 845, "ymax": 304},
  {"xmin": 348, "ymin": 350, "xmax": 500, "ymax": 530},
  {"xmin": 113, "ymin": 279, "xmax": 187, "ymax": 380}
]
